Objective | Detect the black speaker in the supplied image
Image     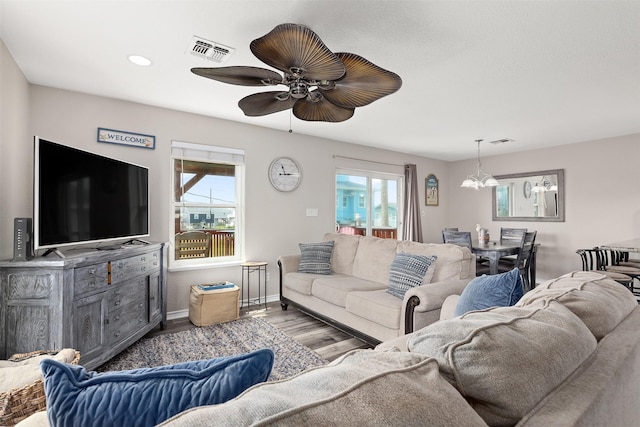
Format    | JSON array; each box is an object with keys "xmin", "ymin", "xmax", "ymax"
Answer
[{"xmin": 13, "ymin": 217, "xmax": 34, "ymax": 261}]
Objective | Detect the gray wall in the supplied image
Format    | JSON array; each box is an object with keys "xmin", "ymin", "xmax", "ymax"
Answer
[
  {"xmin": 3, "ymin": 40, "xmax": 639, "ymax": 317},
  {"xmin": 448, "ymin": 133, "xmax": 640, "ymax": 280}
]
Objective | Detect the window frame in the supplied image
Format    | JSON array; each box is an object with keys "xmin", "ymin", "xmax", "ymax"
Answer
[
  {"xmin": 169, "ymin": 141, "xmax": 245, "ymax": 270},
  {"xmin": 335, "ymin": 167, "xmax": 404, "ymax": 239}
]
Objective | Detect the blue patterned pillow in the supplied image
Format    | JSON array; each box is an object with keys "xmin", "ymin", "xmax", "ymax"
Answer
[
  {"xmin": 41, "ymin": 348, "xmax": 274, "ymax": 427},
  {"xmin": 453, "ymin": 268, "xmax": 523, "ymax": 316},
  {"xmin": 298, "ymin": 241, "xmax": 334, "ymax": 274},
  {"xmin": 387, "ymin": 252, "xmax": 437, "ymax": 298}
]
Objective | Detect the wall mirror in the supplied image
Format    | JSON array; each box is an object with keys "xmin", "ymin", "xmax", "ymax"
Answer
[{"xmin": 492, "ymin": 169, "xmax": 565, "ymax": 222}]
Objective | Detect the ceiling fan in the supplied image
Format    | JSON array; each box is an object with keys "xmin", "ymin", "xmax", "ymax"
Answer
[{"xmin": 191, "ymin": 23, "xmax": 402, "ymax": 123}]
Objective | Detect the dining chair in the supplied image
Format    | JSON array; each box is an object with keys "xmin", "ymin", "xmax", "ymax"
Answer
[
  {"xmin": 441, "ymin": 227, "xmax": 459, "ymax": 243},
  {"xmin": 491, "ymin": 231, "xmax": 535, "ymax": 291},
  {"xmin": 500, "ymin": 227, "xmax": 527, "ymax": 242},
  {"xmin": 596, "ymin": 248, "xmax": 640, "ymax": 296},
  {"xmin": 442, "ymin": 230, "xmax": 472, "ymax": 250},
  {"xmin": 575, "ymin": 248, "xmax": 634, "ymax": 290}
]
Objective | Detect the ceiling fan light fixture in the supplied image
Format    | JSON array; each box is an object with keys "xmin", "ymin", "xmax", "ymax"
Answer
[{"xmin": 191, "ymin": 23, "xmax": 402, "ymax": 122}]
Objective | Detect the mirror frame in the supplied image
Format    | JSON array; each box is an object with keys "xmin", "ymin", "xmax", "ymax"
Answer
[{"xmin": 492, "ymin": 169, "xmax": 565, "ymax": 222}]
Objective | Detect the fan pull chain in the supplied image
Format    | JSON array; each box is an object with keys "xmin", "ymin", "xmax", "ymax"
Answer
[{"xmin": 289, "ymin": 110, "xmax": 293, "ymax": 133}]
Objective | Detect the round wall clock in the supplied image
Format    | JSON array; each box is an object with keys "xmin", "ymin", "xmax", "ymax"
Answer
[
  {"xmin": 523, "ymin": 181, "xmax": 532, "ymax": 199},
  {"xmin": 268, "ymin": 157, "xmax": 301, "ymax": 192}
]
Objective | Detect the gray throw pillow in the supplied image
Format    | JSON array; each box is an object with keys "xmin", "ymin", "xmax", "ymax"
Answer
[
  {"xmin": 387, "ymin": 252, "xmax": 437, "ymax": 298},
  {"xmin": 298, "ymin": 241, "xmax": 334, "ymax": 275}
]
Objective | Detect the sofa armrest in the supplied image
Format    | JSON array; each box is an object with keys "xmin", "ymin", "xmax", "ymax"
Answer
[
  {"xmin": 440, "ymin": 295, "xmax": 461, "ymax": 320},
  {"xmin": 277, "ymin": 255, "xmax": 300, "ymax": 276},
  {"xmin": 402, "ymin": 278, "xmax": 470, "ymax": 334}
]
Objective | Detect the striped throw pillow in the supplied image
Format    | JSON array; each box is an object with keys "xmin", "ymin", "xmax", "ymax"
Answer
[
  {"xmin": 298, "ymin": 241, "xmax": 334, "ymax": 275},
  {"xmin": 387, "ymin": 252, "xmax": 437, "ymax": 298}
]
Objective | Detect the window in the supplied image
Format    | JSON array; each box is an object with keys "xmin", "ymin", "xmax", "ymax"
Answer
[
  {"xmin": 335, "ymin": 169, "xmax": 403, "ymax": 240},
  {"xmin": 170, "ymin": 141, "xmax": 244, "ymax": 268}
]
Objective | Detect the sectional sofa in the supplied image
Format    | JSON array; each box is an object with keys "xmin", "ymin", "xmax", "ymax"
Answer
[
  {"xmin": 160, "ymin": 271, "xmax": 640, "ymax": 426},
  {"xmin": 13, "ymin": 271, "xmax": 640, "ymax": 426},
  {"xmin": 278, "ymin": 232, "xmax": 476, "ymax": 344}
]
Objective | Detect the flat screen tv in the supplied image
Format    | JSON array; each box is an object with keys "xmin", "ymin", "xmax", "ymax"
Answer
[{"xmin": 34, "ymin": 137, "xmax": 149, "ymax": 251}]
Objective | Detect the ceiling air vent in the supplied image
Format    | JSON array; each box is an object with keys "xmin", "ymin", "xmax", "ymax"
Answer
[{"xmin": 187, "ymin": 36, "xmax": 235, "ymax": 63}]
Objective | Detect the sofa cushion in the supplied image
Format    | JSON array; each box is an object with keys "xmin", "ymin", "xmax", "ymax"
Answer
[
  {"xmin": 397, "ymin": 241, "xmax": 474, "ymax": 282},
  {"xmin": 323, "ymin": 233, "xmax": 361, "ymax": 275},
  {"xmin": 386, "ymin": 252, "xmax": 437, "ymax": 298},
  {"xmin": 453, "ymin": 268, "xmax": 523, "ymax": 316},
  {"xmin": 298, "ymin": 241, "xmax": 334, "ymax": 274},
  {"xmin": 312, "ymin": 276, "xmax": 386, "ymax": 308},
  {"xmin": 516, "ymin": 270, "xmax": 638, "ymax": 340},
  {"xmin": 159, "ymin": 350, "xmax": 487, "ymax": 427},
  {"xmin": 41, "ymin": 349, "xmax": 274, "ymax": 427},
  {"xmin": 408, "ymin": 299, "xmax": 597, "ymax": 426},
  {"xmin": 346, "ymin": 290, "xmax": 402, "ymax": 330},
  {"xmin": 352, "ymin": 236, "xmax": 399, "ymax": 284}
]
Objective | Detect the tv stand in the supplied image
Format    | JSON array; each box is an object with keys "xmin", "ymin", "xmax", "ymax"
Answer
[
  {"xmin": 42, "ymin": 248, "xmax": 66, "ymax": 258},
  {"xmin": 0, "ymin": 243, "xmax": 167, "ymax": 370}
]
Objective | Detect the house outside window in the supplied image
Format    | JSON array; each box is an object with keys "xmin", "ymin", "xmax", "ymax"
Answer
[
  {"xmin": 335, "ymin": 169, "xmax": 402, "ymax": 240},
  {"xmin": 170, "ymin": 141, "xmax": 244, "ymax": 269}
]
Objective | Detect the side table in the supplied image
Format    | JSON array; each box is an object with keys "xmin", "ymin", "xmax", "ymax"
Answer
[{"xmin": 240, "ymin": 261, "xmax": 268, "ymax": 310}]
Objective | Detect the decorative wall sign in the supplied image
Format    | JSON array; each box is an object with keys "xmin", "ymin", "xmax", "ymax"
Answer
[
  {"xmin": 426, "ymin": 174, "xmax": 439, "ymax": 206},
  {"xmin": 97, "ymin": 128, "xmax": 155, "ymax": 149}
]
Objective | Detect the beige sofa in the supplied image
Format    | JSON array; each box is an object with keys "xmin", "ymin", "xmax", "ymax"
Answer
[
  {"xmin": 278, "ymin": 232, "xmax": 476, "ymax": 344},
  {"xmin": 16, "ymin": 271, "xmax": 640, "ymax": 426}
]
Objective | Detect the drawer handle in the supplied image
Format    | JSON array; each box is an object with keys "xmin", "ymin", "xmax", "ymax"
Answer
[
  {"xmin": 141, "ymin": 256, "xmax": 146, "ymax": 261},
  {"xmin": 140, "ymin": 266, "xmax": 146, "ymax": 272},
  {"xmin": 114, "ymin": 331, "xmax": 121, "ymax": 338},
  {"xmin": 114, "ymin": 300, "xmax": 120, "ymax": 306},
  {"xmin": 138, "ymin": 303, "xmax": 143, "ymax": 308},
  {"xmin": 89, "ymin": 268, "xmax": 96, "ymax": 275},
  {"xmin": 150, "ymin": 295, "xmax": 155, "ymax": 301},
  {"xmin": 114, "ymin": 315, "xmax": 120, "ymax": 321},
  {"xmin": 88, "ymin": 281, "xmax": 96, "ymax": 289}
]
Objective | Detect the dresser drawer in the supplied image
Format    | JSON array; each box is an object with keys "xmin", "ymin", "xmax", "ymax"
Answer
[
  {"xmin": 74, "ymin": 263, "xmax": 109, "ymax": 296},
  {"xmin": 110, "ymin": 251, "xmax": 161, "ymax": 284},
  {"xmin": 108, "ymin": 301, "xmax": 148, "ymax": 344},
  {"xmin": 107, "ymin": 279, "xmax": 147, "ymax": 311}
]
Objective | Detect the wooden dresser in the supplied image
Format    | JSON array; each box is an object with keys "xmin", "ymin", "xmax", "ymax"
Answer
[{"xmin": 0, "ymin": 243, "xmax": 166, "ymax": 370}]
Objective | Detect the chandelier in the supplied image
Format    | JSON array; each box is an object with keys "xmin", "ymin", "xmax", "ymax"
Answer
[{"xmin": 460, "ymin": 139, "xmax": 499, "ymax": 190}]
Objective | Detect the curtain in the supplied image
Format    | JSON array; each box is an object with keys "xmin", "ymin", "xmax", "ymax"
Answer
[{"xmin": 402, "ymin": 164, "xmax": 423, "ymax": 242}]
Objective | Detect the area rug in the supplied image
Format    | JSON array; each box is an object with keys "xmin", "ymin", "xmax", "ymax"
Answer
[{"xmin": 97, "ymin": 317, "xmax": 327, "ymax": 381}]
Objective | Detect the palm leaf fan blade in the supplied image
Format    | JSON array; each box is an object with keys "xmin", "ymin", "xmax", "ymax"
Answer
[
  {"xmin": 250, "ymin": 23, "xmax": 345, "ymax": 81},
  {"xmin": 191, "ymin": 66, "xmax": 282, "ymax": 86},
  {"xmin": 321, "ymin": 53, "xmax": 402, "ymax": 108},
  {"xmin": 238, "ymin": 92, "xmax": 297, "ymax": 116},
  {"xmin": 293, "ymin": 94, "xmax": 354, "ymax": 122}
]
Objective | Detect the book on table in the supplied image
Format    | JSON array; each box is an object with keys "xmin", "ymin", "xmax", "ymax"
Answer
[{"xmin": 198, "ymin": 281, "xmax": 236, "ymax": 292}]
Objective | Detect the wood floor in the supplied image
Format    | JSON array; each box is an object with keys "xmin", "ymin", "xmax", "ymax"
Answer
[{"xmin": 147, "ymin": 302, "xmax": 373, "ymax": 362}]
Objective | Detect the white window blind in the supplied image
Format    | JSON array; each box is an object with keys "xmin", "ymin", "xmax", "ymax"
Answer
[{"xmin": 171, "ymin": 141, "xmax": 245, "ymax": 165}]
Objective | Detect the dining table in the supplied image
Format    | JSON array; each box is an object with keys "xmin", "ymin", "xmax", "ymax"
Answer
[
  {"xmin": 471, "ymin": 240, "xmax": 540, "ymax": 288},
  {"xmin": 471, "ymin": 240, "xmax": 521, "ymax": 275}
]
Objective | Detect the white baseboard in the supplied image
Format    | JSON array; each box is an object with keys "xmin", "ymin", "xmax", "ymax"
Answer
[{"xmin": 166, "ymin": 294, "xmax": 281, "ymax": 320}]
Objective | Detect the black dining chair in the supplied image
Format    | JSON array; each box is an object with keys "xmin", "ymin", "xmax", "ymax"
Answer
[
  {"xmin": 488, "ymin": 231, "xmax": 535, "ymax": 290},
  {"xmin": 500, "ymin": 227, "xmax": 527, "ymax": 242},
  {"xmin": 575, "ymin": 248, "xmax": 634, "ymax": 290}
]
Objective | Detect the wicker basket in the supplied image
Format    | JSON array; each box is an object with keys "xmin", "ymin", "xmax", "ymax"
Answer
[{"xmin": 0, "ymin": 350, "xmax": 81, "ymax": 426}]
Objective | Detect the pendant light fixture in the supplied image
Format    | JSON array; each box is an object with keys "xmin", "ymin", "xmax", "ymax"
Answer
[{"xmin": 460, "ymin": 139, "xmax": 499, "ymax": 190}]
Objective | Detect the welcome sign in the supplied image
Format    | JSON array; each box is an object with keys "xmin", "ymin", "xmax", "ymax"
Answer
[{"xmin": 97, "ymin": 128, "xmax": 155, "ymax": 149}]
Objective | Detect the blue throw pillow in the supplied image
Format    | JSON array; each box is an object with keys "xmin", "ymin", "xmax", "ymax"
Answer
[
  {"xmin": 41, "ymin": 348, "xmax": 274, "ymax": 427},
  {"xmin": 453, "ymin": 268, "xmax": 523, "ymax": 316},
  {"xmin": 387, "ymin": 252, "xmax": 437, "ymax": 298},
  {"xmin": 298, "ymin": 241, "xmax": 334, "ymax": 274}
]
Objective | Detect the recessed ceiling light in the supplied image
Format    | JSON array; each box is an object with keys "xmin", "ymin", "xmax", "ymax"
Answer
[{"xmin": 128, "ymin": 55, "xmax": 152, "ymax": 66}]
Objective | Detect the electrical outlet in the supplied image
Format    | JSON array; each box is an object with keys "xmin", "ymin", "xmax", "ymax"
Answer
[
  {"xmin": 306, "ymin": 208, "xmax": 318, "ymax": 216},
  {"xmin": 266, "ymin": 272, "xmax": 270, "ymax": 282}
]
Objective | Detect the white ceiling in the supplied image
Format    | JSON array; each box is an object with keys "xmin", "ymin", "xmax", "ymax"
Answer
[{"xmin": 1, "ymin": 0, "xmax": 638, "ymax": 161}]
